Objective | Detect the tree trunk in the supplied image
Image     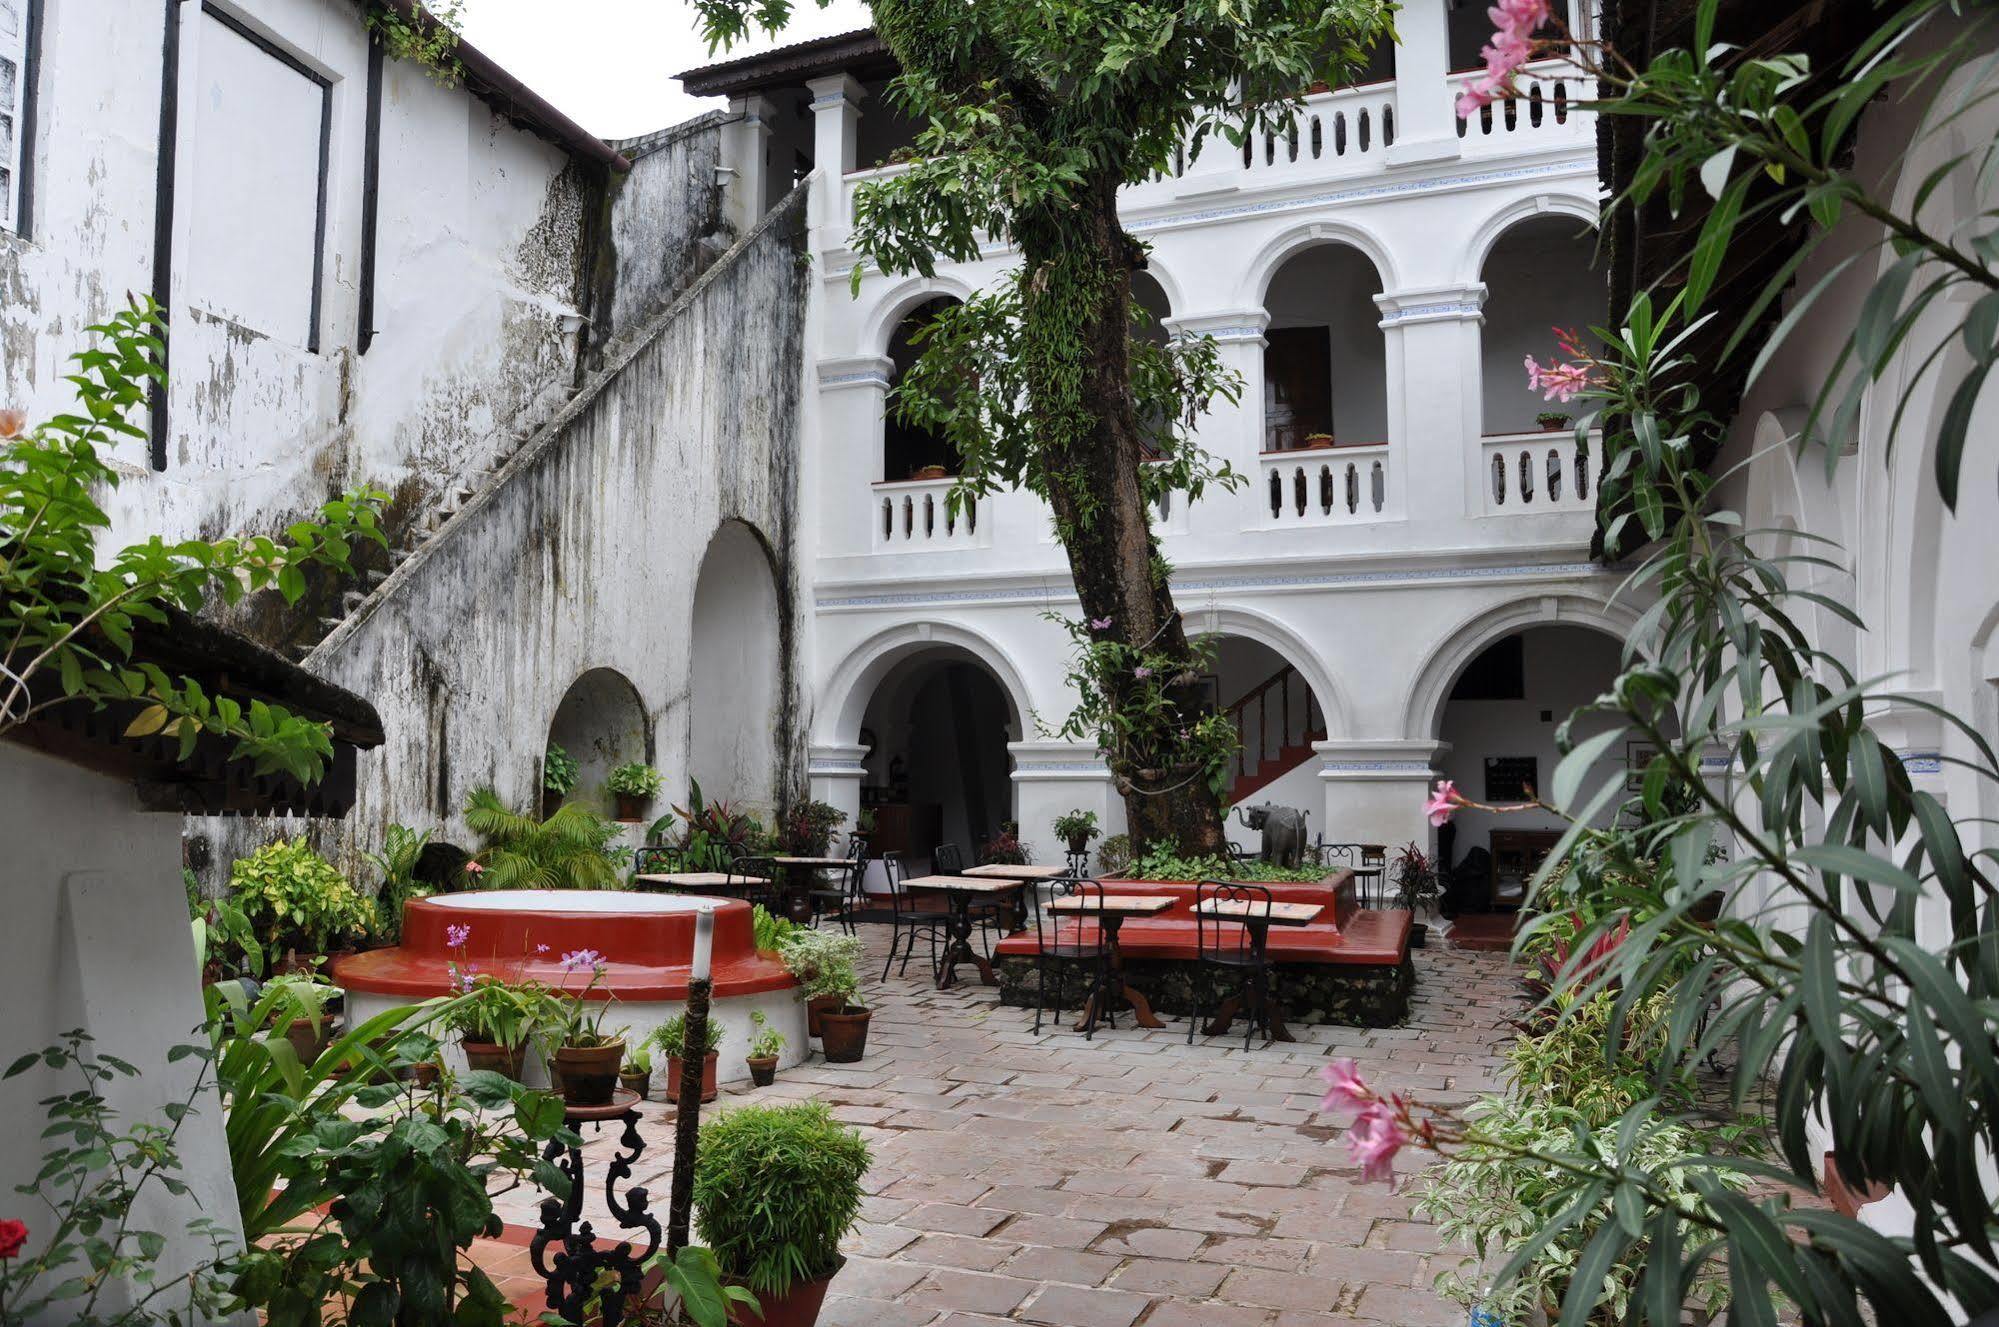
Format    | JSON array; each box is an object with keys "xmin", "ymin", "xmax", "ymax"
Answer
[{"xmin": 1020, "ymin": 169, "xmax": 1228, "ymax": 857}]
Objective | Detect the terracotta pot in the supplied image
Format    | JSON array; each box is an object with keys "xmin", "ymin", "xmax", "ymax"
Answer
[
  {"xmin": 284, "ymin": 1016, "xmax": 337, "ymax": 1066},
  {"xmin": 615, "ymin": 793, "xmax": 649, "ymax": 823},
  {"xmin": 666, "ymin": 1050, "xmax": 720, "ymax": 1103},
  {"xmin": 405, "ymin": 1062, "xmax": 440, "ymax": 1087},
  {"xmin": 1538, "ymin": 419, "xmax": 1571, "ymax": 432},
  {"xmin": 554, "ymin": 1040, "xmax": 625, "ymax": 1106},
  {"xmin": 620, "ymin": 1069, "xmax": 652, "ymax": 1100},
  {"xmin": 1298, "ymin": 434, "xmax": 1336, "ymax": 449},
  {"xmin": 1065, "ymin": 833, "xmax": 1092, "ymax": 855},
  {"xmin": 729, "ymin": 1257, "xmax": 845, "ymax": 1327},
  {"xmin": 912, "ymin": 464, "xmax": 950, "ymax": 480},
  {"xmin": 818, "ymin": 1007, "xmax": 871, "ymax": 1064},
  {"xmin": 806, "ymin": 993, "xmax": 842, "ymax": 1038},
  {"xmin": 462, "ymin": 1040, "xmax": 527, "ymax": 1081},
  {"xmin": 747, "ymin": 1055, "xmax": 778, "ymax": 1087}
]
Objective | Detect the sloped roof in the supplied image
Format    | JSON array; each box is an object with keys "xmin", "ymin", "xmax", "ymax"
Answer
[{"xmin": 677, "ymin": 28, "xmax": 896, "ymax": 98}]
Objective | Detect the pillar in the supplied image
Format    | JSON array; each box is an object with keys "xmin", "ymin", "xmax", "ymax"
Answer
[
  {"xmin": 1375, "ymin": 284, "xmax": 1486, "ymax": 523},
  {"xmin": 720, "ymin": 94, "xmax": 777, "ymax": 236},
  {"xmin": 1315, "ymin": 738, "xmax": 1451, "ymax": 854},
  {"xmin": 1386, "ymin": 0, "xmax": 1461, "ymax": 165},
  {"xmin": 1166, "ymin": 310, "xmax": 1269, "ymax": 524},
  {"xmin": 805, "ymin": 74, "xmax": 866, "ymax": 253},
  {"xmin": 1008, "ymin": 741, "xmax": 1119, "ymax": 869}
]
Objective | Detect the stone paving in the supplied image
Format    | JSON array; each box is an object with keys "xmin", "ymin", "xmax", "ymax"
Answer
[{"xmin": 485, "ymin": 929, "xmax": 1526, "ymax": 1325}]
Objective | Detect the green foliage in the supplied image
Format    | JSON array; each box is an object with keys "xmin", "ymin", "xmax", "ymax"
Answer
[
  {"xmin": 228, "ymin": 837, "xmax": 376, "ymax": 957},
  {"xmin": 1390, "ymin": 841, "xmax": 1442, "ymax": 913},
  {"xmin": 1095, "ymin": 833, "xmax": 1134, "ymax": 875},
  {"xmin": 692, "ymin": 1102, "xmax": 871, "ymax": 1297},
  {"xmin": 359, "ymin": 0, "xmax": 465, "ymax": 83},
  {"xmin": 668, "ymin": 781, "xmax": 770, "ymax": 871},
  {"xmin": 542, "ymin": 742, "xmax": 581, "ymax": 796},
  {"xmin": 1115, "ymin": 846, "xmax": 1326, "ymax": 883},
  {"xmin": 751, "ymin": 902, "xmax": 798, "ymax": 954},
  {"xmin": 1051, "ymin": 808, "xmax": 1100, "ymax": 841},
  {"xmin": 649, "ymin": 1011, "xmax": 727, "ymax": 1060},
  {"xmin": 363, "ymin": 822, "xmax": 431, "ymax": 944},
  {"xmin": 607, "ymin": 761, "xmax": 665, "ymax": 799},
  {"xmin": 780, "ymin": 798, "xmax": 848, "ymax": 854},
  {"xmin": 977, "ymin": 822, "xmax": 1030, "ymax": 865},
  {"xmin": 778, "ymin": 929, "xmax": 863, "ymax": 1006},
  {"xmin": 0, "ymin": 298, "xmax": 387, "ymax": 785},
  {"xmin": 0, "ymin": 1032, "xmax": 237, "ymax": 1325},
  {"xmin": 189, "ymin": 884, "xmax": 265, "ymax": 980},
  {"xmin": 463, "ymin": 786, "xmax": 627, "ymax": 889},
  {"xmin": 640, "ymin": 1244, "xmax": 761, "ymax": 1327},
  {"xmin": 547, "ymin": 956, "xmax": 620, "ymax": 1050},
  {"xmin": 748, "ymin": 1009, "xmax": 786, "ymax": 1060},
  {"xmin": 444, "ymin": 975, "xmax": 554, "ymax": 1051},
  {"xmin": 623, "ymin": 1039, "xmax": 654, "ymax": 1076}
]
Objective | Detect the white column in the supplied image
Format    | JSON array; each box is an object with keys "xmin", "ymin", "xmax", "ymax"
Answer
[
  {"xmin": 1375, "ymin": 284, "xmax": 1486, "ymax": 524},
  {"xmin": 808, "ymin": 741, "xmax": 869, "ymax": 824},
  {"xmin": 721, "ymin": 94, "xmax": 777, "ymax": 236},
  {"xmin": 1315, "ymin": 738, "xmax": 1451, "ymax": 853},
  {"xmin": 1386, "ymin": 0, "xmax": 1460, "ymax": 165},
  {"xmin": 1009, "ymin": 741, "xmax": 1118, "ymax": 869},
  {"xmin": 806, "ymin": 74, "xmax": 866, "ymax": 253},
  {"xmin": 815, "ymin": 355, "xmax": 894, "ymax": 556},
  {"xmin": 1167, "ymin": 310, "xmax": 1269, "ymax": 528}
]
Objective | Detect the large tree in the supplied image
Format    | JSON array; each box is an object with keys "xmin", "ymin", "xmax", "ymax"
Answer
[{"xmin": 700, "ymin": 0, "xmax": 1389, "ymax": 853}]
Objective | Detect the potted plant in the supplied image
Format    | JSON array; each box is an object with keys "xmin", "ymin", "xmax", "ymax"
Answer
[
  {"xmin": 620, "ymin": 1040, "xmax": 654, "ymax": 1100},
  {"xmin": 978, "ymin": 822, "xmax": 1030, "ymax": 866},
  {"xmin": 227, "ymin": 838, "xmax": 377, "ymax": 971},
  {"xmin": 814, "ymin": 969, "xmax": 870, "ymax": 1065},
  {"xmin": 746, "ymin": 1011, "xmax": 785, "ymax": 1087},
  {"xmin": 651, "ymin": 1011, "xmax": 724, "ymax": 1104},
  {"xmin": 693, "ymin": 1101, "xmax": 871, "ymax": 1327},
  {"xmin": 607, "ymin": 762, "xmax": 665, "ymax": 822},
  {"xmin": 778, "ymin": 930, "xmax": 863, "ymax": 1039},
  {"xmin": 441, "ymin": 925, "xmax": 553, "ymax": 1080},
  {"xmin": 542, "ymin": 743, "xmax": 580, "ymax": 818},
  {"xmin": 1392, "ymin": 841, "xmax": 1442, "ymax": 949},
  {"xmin": 1536, "ymin": 410, "xmax": 1572, "ymax": 432},
  {"xmin": 1300, "ymin": 430, "xmax": 1336, "ymax": 449},
  {"xmin": 1051, "ymin": 809, "xmax": 1101, "ymax": 857},
  {"xmin": 780, "ymin": 799, "xmax": 848, "ymax": 856},
  {"xmin": 548, "ymin": 949, "xmax": 622, "ymax": 1104},
  {"xmin": 265, "ymin": 973, "xmax": 342, "ymax": 1065},
  {"xmin": 911, "ymin": 463, "xmax": 950, "ymax": 481}
]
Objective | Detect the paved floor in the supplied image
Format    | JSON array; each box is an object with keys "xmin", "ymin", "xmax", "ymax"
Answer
[{"xmin": 482, "ymin": 928, "xmax": 1525, "ymax": 1325}]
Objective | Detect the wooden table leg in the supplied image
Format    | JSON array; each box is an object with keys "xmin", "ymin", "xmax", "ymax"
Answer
[
  {"xmin": 1202, "ymin": 996, "xmax": 1243, "ymax": 1037},
  {"xmin": 937, "ymin": 898, "xmax": 996, "ymax": 989}
]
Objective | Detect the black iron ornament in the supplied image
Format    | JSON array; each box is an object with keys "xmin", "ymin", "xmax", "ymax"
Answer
[{"xmin": 531, "ymin": 1095, "xmax": 661, "ymax": 1327}]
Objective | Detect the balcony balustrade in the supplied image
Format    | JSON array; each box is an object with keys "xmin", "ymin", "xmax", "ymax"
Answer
[
  {"xmin": 873, "ymin": 476, "xmax": 985, "ymax": 550},
  {"xmin": 1480, "ymin": 431, "xmax": 1600, "ymax": 515},
  {"xmin": 1258, "ymin": 444, "xmax": 1392, "ymax": 527},
  {"xmin": 1450, "ymin": 63, "xmax": 1595, "ymax": 156}
]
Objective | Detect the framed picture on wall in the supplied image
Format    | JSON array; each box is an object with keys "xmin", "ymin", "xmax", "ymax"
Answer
[{"xmin": 1484, "ymin": 755, "xmax": 1537, "ymax": 802}]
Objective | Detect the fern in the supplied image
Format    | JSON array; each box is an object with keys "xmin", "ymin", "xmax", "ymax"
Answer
[{"xmin": 463, "ymin": 787, "xmax": 624, "ymax": 890}]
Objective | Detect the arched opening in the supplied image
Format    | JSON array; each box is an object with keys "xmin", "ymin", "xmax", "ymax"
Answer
[
  {"xmin": 545, "ymin": 667, "xmax": 650, "ymax": 816},
  {"xmin": 882, "ymin": 296, "xmax": 962, "ymax": 482},
  {"xmin": 689, "ymin": 521, "xmax": 784, "ymax": 815},
  {"xmin": 1448, "ymin": 3, "xmax": 1565, "ymax": 72},
  {"xmin": 1260, "ymin": 244, "xmax": 1388, "ymax": 453},
  {"xmin": 1479, "ymin": 214, "xmax": 1605, "ymax": 436},
  {"xmin": 1434, "ymin": 624, "xmax": 1625, "ymax": 911},
  {"xmin": 855, "ymin": 646, "xmax": 1021, "ymax": 874},
  {"xmin": 1210, "ymin": 636, "xmax": 1329, "ymax": 847}
]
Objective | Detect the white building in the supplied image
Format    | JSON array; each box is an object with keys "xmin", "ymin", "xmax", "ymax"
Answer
[{"xmin": 682, "ymin": 4, "xmax": 1632, "ymax": 884}]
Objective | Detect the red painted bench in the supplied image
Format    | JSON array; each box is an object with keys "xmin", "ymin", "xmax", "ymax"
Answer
[{"xmin": 991, "ymin": 871, "xmax": 1410, "ymax": 968}]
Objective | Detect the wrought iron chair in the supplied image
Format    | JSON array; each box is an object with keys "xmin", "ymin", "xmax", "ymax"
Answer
[
  {"xmin": 937, "ymin": 841, "xmax": 1009, "ymax": 953},
  {"xmin": 1315, "ymin": 842, "xmax": 1386, "ymax": 906},
  {"xmin": 879, "ymin": 851, "xmax": 946, "ymax": 981},
  {"xmin": 1030, "ymin": 877, "xmax": 1109, "ymax": 1037},
  {"xmin": 729, "ymin": 853, "xmax": 778, "ymax": 915},
  {"xmin": 1191, "ymin": 879, "xmax": 1275, "ymax": 1049},
  {"xmin": 810, "ymin": 835, "xmax": 869, "ymax": 934},
  {"xmin": 630, "ymin": 844, "xmax": 686, "ymax": 891}
]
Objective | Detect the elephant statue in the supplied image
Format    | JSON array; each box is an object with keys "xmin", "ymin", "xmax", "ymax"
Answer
[{"xmin": 1236, "ymin": 803, "xmax": 1310, "ymax": 868}]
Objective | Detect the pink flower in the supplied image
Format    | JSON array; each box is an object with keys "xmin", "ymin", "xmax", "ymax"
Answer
[
  {"xmin": 445, "ymin": 923, "xmax": 471, "ymax": 949},
  {"xmin": 1320, "ymin": 1058, "xmax": 1373, "ymax": 1113},
  {"xmin": 1089, "ymin": 617, "xmax": 1113, "ymax": 631},
  {"xmin": 535, "ymin": 943, "xmax": 551, "ymax": 955},
  {"xmin": 1134, "ymin": 666, "xmax": 1154, "ymax": 680},
  {"xmin": 1423, "ymin": 780, "xmax": 1462, "ymax": 828},
  {"xmin": 0, "ymin": 409, "xmax": 25, "ymax": 440},
  {"xmin": 1345, "ymin": 1103, "xmax": 1409, "ymax": 1185},
  {"xmin": 1538, "ymin": 362, "xmax": 1592, "ymax": 403},
  {"xmin": 466, "ymin": 860, "xmax": 485, "ymax": 875},
  {"xmin": 559, "ymin": 949, "xmax": 605, "ymax": 973}
]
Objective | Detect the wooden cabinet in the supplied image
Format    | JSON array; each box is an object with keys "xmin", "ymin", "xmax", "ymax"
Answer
[
  {"xmin": 869, "ymin": 802, "xmax": 941, "ymax": 860},
  {"xmin": 1488, "ymin": 829, "xmax": 1564, "ymax": 910}
]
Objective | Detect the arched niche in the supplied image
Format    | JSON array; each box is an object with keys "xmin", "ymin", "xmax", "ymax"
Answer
[
  {"xmin": 545, "ymin": 668, "xmax": 650, "ymax": 816},
  {"xmin": 688, "ymin": 520, "xmax": 785, "ymax": 815},
  {"xmin": 1258, "ymin": 243, "xmax": 1389, "ymax": 453},
  {"xmin": 1478, "ymin": 213, "xmax": 1605, "ymax": 435}
]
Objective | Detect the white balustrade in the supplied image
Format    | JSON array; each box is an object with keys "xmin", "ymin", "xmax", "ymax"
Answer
[
  {"xmin": 872, "ymin": 477, "xmax": 984, "ymax": 550},
  {"xmin": 1257, "ymin": 444, "xmax": 1392, "ymax": 527},
  {"xmin": 1451, "ymin": 63, "xmax": 1595, "ymax": 154},
  {"xmin": 1480, "ymin": 431, "xmax": 1600, "ymax": 515}
]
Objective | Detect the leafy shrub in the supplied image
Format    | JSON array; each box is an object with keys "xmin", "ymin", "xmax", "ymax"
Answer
[
  {"xmin": 363, "ymin": 823, "xmax": 432, "ymax": 943},
  {"xmin": 1116, "ymin": 846, "xmax": 1326, "ymax": 883},
  {"xmin": 751, "ymin": 903, "xmax": 797, "ymax": 954},
  {"xmin": 1095, "ymin": 833, "xmax": 1134, "ymax": 875},
  {"xmin": 780, "ymin": 799, "xmax": 848, "ymax": 854},
  {"xmin": 542, "ymin": 743, "xmax": 580, "ymax": 796},
  {"xmin": 670, "ymin": 781, "xmax": 770, "ymax": 871},
  {"xmin": 778, "ymin": 929, "xmax": 863, "ymax": 1006},
  {"xmin": 650, "ymin": 1011, "xmax": 726, "ymax": 1059},
  {"xmin": 748, "ymin": 1010, "xmax": 786, "ymax": 1060},
  {"xmin": 229, "ymin": 838, "xmax": 376, "ymax": 956},
  {"xmin": 693, "ymin": 1102, "xmax": 870, "ymax": 1296},
  {"xmin": 1052, "ymin": 809, "xmax": 1100, "ymax": 841},
  {"xmin": 607, "ymin": 761, "xmax": 664, "ymax": 799},
  {"xmin": 463, "ymin": 787, "xmax": 625, "ymax": 889},
  {"xmin": 978, "ymin": 822, "xmax": 1029, "ymax": 865}
]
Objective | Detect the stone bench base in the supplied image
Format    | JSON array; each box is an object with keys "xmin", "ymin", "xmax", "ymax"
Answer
[{"xmin": 994, "ymin": 954, "xmax": 1415, "ymax": 1028}]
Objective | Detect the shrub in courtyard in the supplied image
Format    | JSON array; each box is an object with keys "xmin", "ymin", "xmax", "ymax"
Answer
[
  {"xmin": 463, "ymin": 786, "xmax": 627, "ymax": 889},
  {"xmin": 1052, "ymin": 808, "xmax": 1101, "ymax": 853},
  {"xmin": 363, "ymin": 822, "xmax": 432, "ymax": 943},
  {"xmin": 669, "ymin": 780, "xmax": 770, "ymax": 871},
  {"xmin": 977, "ymin": 821, "xmax": 1030, "ymax": 865},
  {"xmin": 751, "ymin": 902, "xmax": 797, "ymax": 953},
  {"xmin": 229, "ymin": 837, "xmax": 376, "ymax": 961},
  {"xmin": 542, "ymin": 743, "xmax": 580, "ymax": 797},
  {"xmin": 693, "ymin": 1101, "xmax": 871, "ymax": 1298},
  {"xmin": 1118, "ymin": 845, "xmax": 1326, "ymax": 883},
  {"xmin": 780, "ymin": 798, "xmax": 848, "ymax": 855},
  {"xmin": 1095, "ymin": 833, "xmax": 1134, "ymax": 876}
]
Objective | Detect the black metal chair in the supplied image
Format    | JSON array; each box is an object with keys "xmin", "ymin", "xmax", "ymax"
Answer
[
  {"xmin": 1030, "ymin": 877, "xmax": 1109, "ymax": 1037},
  {"xmin": 631, "ymin": 844, "xmax": 686, "ymax": 890},
  {"xmin": 879, "ymin": 851, "xmax": 946, "ymax": 981},
  {"xmin": 810, "ymin": 835, "xmax": 869, "ymax": 933},
  {"xmin": 1191, "ymin": 879, "xmax": 1275, "ymax": 1049},
  {"xmin": 936, "ymin": 841, "xmax": 1009, "ymax": 953},
  {"xmin": 730, "ymin": 853, "xmax": 778, "ymax": 915},
  {"xmin": 932, "ymin": 843, "xmax": 966, "ymax": 875},
  {"xmin": 1315, "ymin": 842, "xmax": 1385, "ymax": 905}
]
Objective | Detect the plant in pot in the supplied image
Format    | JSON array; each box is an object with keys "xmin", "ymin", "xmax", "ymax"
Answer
[
  {"xmin": 777, "ymin": 929, "xmax": 864, "ymax": 1040},
  {"xmin": 745, "ymin": 1011, "xmax": 785, "ymax": 1087},
  {"xmin": 362, "ymin": 823, "xmax": 431, "ymax": 946},
  {"xmin": 463, "ymin": 786, "xmax": 626, "ymax": 889},
  {"xmin": 1535, "ymin": 410, "xmax": 1573, "ymax": 432},
  {"xmin": 650, "ymin": 1010, "xmax": 725, "ymax": 1104},
  {"xmin": 673, "ymin": 781, "xmax": 771, "ymax": 871},
  {"xmin": 692, "ymin": 1101, "xmax": 871, "ymax": 1327},
  {"xmin": 1391, "ymin": 841, "xmax": 1442, "ymax": 949},
  {"xmin": 620, "ymin": 1038, "xmax": 654, "ymax": 1100},
  {"xmin": 977, "ymin": 822, "xmax": 1030, "ymax": 866},
  {"xmin": 228, "ymin": 837, "xmax": 377, "ymax": 971},
  {"xmin": 543, "ymin": 742, "xmax": 581, "ymax": 818},
  {"xmin": 608, "ymin": 761, "xmax": 665, "ymax": 823},
  {"xmin": 264, "ymin": 972, "xmax": 343, "ymax": 1065},
  {"xmin": 548, "ymin": 948, "xmax": 622, "ymax": 1105},
  {"xmin": 812, "ymin": 968, "xmax": 870, "ymax": 1066},
  {"xmin": 1051, "ymin": 809, "xmax": 1101, "ymax": 857},
  {"xmin": 1300, "ymin": 430, "xmax": 1336, "ymax": 449},
  {"xmin": 780, "ymin": 799, "xmax": 848, "ymax": 856},
  {"xmin": 441, "ymin": 924, "xmax": 552, "ymax": 1079}
]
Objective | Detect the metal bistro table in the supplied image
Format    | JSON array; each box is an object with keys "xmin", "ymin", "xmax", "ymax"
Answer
[
  {"xmin": 1194, "ymin": 898, "xmax": 1323, "ymax": 1043},
  {"xmin": 769, "ymin": 855, "xmax": 855, "ymax": 924},
  {"xmin": 1044, "ymin": 893, "xmax": 1175, "ymax": 1034},
  {"xmin": 901, "ymin": 875, "xmax": 1019, "ymax": 989},
  {"xmin": 531, "ymin": 1088, "xmax": 659, "ymax": 1327},
  {"xmin": 959, "ymin": 861, "xmax": 1069, "ymax": 932},
  {"xmin": 632, "ymin": 870, "xmax": 769, "ymax": 896}
]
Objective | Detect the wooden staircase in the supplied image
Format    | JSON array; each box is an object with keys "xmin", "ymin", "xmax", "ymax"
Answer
[{"xmin": 1222, "ymin": 664, "xmax": 1326, "ymax": 802}]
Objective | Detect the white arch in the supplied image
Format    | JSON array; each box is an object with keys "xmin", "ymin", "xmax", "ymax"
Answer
[
  {"xmin": 1131, "ymin": 259, "xmax": 1183, "ymax": 320},
  {"xmin": 1401, "ymin": 591, "xmax": 1641, "ymax": 738},
  {"xmin": 1461, "ymin": 193, "xmax": 1599, "ymax": 287},
  {"xmin": 817, "ymin": 620, "xmax": 1036, "ymax": 745},
  {"xmin": 1236, "ymin": 218, "xmax": 1399, "ymax": 308},
  {"xmin": 861, "ymin": 276, "xmax": 977, "ymax": 357},
  {"xmin": 1184, "ymin": 603, "xmax": 1353, "ymax": 739}
]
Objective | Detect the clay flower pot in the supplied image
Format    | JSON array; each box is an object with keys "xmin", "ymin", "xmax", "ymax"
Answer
[
  {"xmin": 284, "ymin": 1017, "xmax": 338, "ymax": 1067},
  {"xmin": 620, "ymin": 1069, "xmax": 652, "ymax": 1100},
  {"xmin": 818, "ymin": 1006, "xmax": 871, "ymax": 1064},
  {"xmin": 554, "ymin": 1039, "xmax": 625, "ymax": 1106},
  {"xmin": 462, "ymin": 1040, "xmax": 527, "ymax": 1081},
  {"xmin": 747, "ymin": 1054, "xmax": 778, "ymax": 1087},
  {"xmin": 615, "ymin": 793, "xmax": 650, "ymax": 823},
  {"xmin": 728, "ymin": 1257, "xmax": 845, "ymax": 1327},
  {"xmin": 1065, "ymin": 833, "xmax": 1093, "ymax": 855},
  {"xmin": 912, "ymin": 464, "xmax": 950, "ymax": 481},
  {"xmin": 806, "ymin": 993, "xmax": 842, "ymax": 1038},
  {"xmin": 666, "ymin": 1050, "xmax": 720, "ymax": 1104}
]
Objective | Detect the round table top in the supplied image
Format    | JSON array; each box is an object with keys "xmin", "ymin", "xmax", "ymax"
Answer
[{"xmin": 563, "ymin": 1087, "xmax": 642, "ymax": 1122}]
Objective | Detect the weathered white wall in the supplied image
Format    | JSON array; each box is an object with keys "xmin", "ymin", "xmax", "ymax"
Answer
[
  {"xmin": 0, "ymin": 746, "xmax": 248, "ymax": 1324},
  {"xmin": 689, "ymin": 519, "xmax": 787, "ymax": 817}
]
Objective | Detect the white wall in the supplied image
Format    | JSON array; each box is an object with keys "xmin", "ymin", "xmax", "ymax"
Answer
[
  {"xmin": 0, "ymin": 746, "xmax": 248, "ymax": 1324},
  {"xmin": 689, "ymin": 520, "xmax": 786, "ymax": 817}
]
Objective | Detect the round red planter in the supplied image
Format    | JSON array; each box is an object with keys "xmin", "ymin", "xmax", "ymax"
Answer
[
  {"xmin": 729, "ymin": 1259, "xmax": 844, "ymax": 1327},
  {"xmin": 666, "ymin": 1050, "xmax": 720, "ymax": 1103}
]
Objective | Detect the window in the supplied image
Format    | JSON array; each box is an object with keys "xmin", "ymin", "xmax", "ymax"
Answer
[
  {"xmin": 1263, "ymin": 326, "xmax": 1333, "ymax": 451},
  {"xmin": 0, "ymin": 0, "xmax": 37, "ymax": 234},
  {"xmin": 883, "ymin": 297, "xmax": 960, "ymax": 481}
]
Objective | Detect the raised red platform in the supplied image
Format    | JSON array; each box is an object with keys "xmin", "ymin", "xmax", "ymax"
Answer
[{"xmin": 332, "ymin": 891, "xmax": 796, "ymax": 1000}]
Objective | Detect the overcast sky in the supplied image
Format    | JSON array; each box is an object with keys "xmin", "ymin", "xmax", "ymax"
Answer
[{"xmin": 454, "ymin": 0, "xmax": 874, "ymax": 139}]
